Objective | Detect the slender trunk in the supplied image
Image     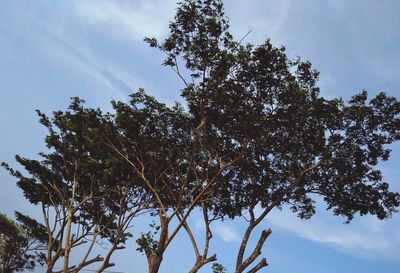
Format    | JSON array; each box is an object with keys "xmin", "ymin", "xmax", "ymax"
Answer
[
  {"xmin": 188, "ymin": 263, "xmax": 202, "ymax": 273},
  {"xmin": 43, "ymin": 205, "xmax": 56, "ymax": 273},
  {"xmin": 146, "ymin": 214, "xmax": 169, "ymax": 273},
  {"xmin": 63, "ymin": 208, "xmax": 73, "ymax": 273},
  {"xmin": 235, "ymin": 228, "xmax": 272, "ymax": 273},
  {"xmin": 46, "ymin": 262, "xmax": 54, "ymax": 273},
  {"xmin": 236, "ymin": 224, "xmax": 255, "ymax": 270},
  {"xmin": 148, "ymin": 254, "xmax": 163, "ymax": 273}
]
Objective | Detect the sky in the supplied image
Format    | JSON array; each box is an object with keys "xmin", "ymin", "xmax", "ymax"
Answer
[{"xmin": 0, "ymin": 0, "xmax": 400, "ymax": 272}]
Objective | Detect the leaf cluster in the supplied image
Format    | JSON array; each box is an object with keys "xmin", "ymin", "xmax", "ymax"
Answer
[{"xmin": 0, "ymin": 213, "xmax": 46, "ymax": 273}]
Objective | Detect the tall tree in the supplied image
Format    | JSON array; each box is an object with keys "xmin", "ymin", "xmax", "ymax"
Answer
[
  {"xmin": 144, "ymin": 0, "xmax": 400, "ymax": 272},
  {"xmin": 0, "ymin": 212, "xmax": 46, "ymax": 273},
  {"xmin": 2, "ymin": 99, "xmax": 151, "ymax": 273},
  {"xmin": 107, "ymin": 90, "xmax": 234, "ymax": 273}
]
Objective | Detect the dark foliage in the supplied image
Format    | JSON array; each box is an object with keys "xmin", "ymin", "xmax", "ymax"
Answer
[
  {"xmin": 0, "ymin": 213, "xmax": 46, "ymax": 273},
  {"xmin": 146, "ymin": 0, "xmax": 400, "ymax": 223}
]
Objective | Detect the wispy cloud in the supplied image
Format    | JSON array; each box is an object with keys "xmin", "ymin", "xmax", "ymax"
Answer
[
  {"xmin": 31, "ymin": 2, "xmax": 158, "ymax": 103},
  {"xmin": 194, "ymin": 216, "xmax": 240, "ymax": 243},
  {"xmin": 214, "ymin": 223, "xmax": 241, "ymax": 243},
  {"xmin": 35, "ymin": 28, "xmax": 130, "ymax": 103},
  {"xmin": 266, "ymin": 204, "xmax": 400, "ymax": 260},
  {"xmin": 73, "ymin": 0, "xmax": 176, "ymax": 43}
]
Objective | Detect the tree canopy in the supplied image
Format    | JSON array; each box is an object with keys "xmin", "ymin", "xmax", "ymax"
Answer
[{"xmin": 0, "ymin": 212, "xmax": 47, "ymax": 273}]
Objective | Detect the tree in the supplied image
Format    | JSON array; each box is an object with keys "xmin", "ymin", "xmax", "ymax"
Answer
[
  {"xmin": 2, "ymin": 100, "xmax": 151, "ymax": 273},
  {"xmin": 107, "ymin": 90, "xmax": 229, "ymax": 273},
  {"xmin": 0, "ymin": 212, "xmax": 46, "ymax": 273},
  {"xmin": 143, "ymin": 0, "xmax": 400, "ymax": 272}
]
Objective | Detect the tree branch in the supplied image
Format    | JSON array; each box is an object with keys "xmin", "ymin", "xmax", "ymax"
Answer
[{"xmin": 246, "ymin": 258, "xmax": 268, "ymax": 273}]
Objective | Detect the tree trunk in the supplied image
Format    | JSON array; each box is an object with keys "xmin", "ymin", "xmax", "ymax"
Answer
[
  {"xmin": 63, "ymin": 208, "xmax": 73, "ymax": 273},
  {"xmin": 148, "ymin": 254, "xmax": 163, "ymax": 273},
  {"xmin": 46, "ymin": 262, "xmax": 54, "ymax": 273}
]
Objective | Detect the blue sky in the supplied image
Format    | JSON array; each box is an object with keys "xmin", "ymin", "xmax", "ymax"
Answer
[{"xmin": 1, "ymin": 1, "xmax": 400, "ymax": 272}]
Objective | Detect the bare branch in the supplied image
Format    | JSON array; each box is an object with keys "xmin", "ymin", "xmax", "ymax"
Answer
[{"xmin": 246, "ymin": 258, "xmax": 268, "ymax": 273}]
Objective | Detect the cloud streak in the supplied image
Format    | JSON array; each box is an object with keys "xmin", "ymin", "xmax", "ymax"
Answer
[
  {"xmin": 267, "ymin": 204, "xmax": 400, "ymax": 260},
  {"xmin": 73, "ymin": 0, "xmax": 176, "ymax": 43},
  {"xmin": 214, "ymin": 223, "xmax": 241, "ymax": 243},
  {"xmin": 194, "ymin": 216, "xmax": 240, "ymax": 243}
]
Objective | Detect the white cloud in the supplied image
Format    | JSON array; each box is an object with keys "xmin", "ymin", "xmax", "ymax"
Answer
[
  {"xmin": 73, "ymin": 0, "xmax": 176, "ymax": 43},
  {"xmin": 214, "ymin": 223, "xmax": 241, "ymax": 243},
  {"xmin": 266, "ymin": 204, "xmax": 400, "ymax": 260},
  {"xmin": 34, "ymin": 30, "xmax": 129, "ymax": 103},
  {"xmin": 194, "ymin": 217, "xmax": 205, "ymax": 230},
  {"xmin": 193, "ymin": 215, "xmax": 240, "ymax": 243},
  {"xmin": 26, "ymin": 2, "xmax": 149, "ymax": 104}
]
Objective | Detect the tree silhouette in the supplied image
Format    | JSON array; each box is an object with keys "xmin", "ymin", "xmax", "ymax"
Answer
[
  {"xmin": 2, "ymin": 100, "xmax": 151, "ymax": 273},
  {"xmin": 143, "ymin": 0, "xmax": 400, "ymax": 272},
  {"xmin": 0, "ymin": 212, "xmax": 47, "ymax": 273}
]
